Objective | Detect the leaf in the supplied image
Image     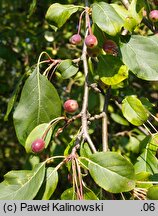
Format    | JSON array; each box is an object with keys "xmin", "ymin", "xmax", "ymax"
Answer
[
  {"xmin": 60, "ymin": 186, "xmax": 98, "ymax": 200},
  {"xmin": 124, "ymin": 0, "xmax": 143, "ymax": 32},
  {"xmin": 120, "ymin": 35, "xmax": 158, "ymax": 81},
  {"xmin": 80, "ymin": 142, "xmax": 92, "ymax": 168},
  {"xmin": 0, "ymin": 163, "xmax": 45, "ymax": 200},
  {"xmin": 61, "ymin": 188, "xmax": 77, "ymax": 200},
  {"xmin": 88, "ymin": 152, "xmax": 135, "ymax": 193},
  {"xmin": 126, "ymin": 136, "xmax": 140, "ymax": 154},
  {"xmin": 13, "ymin": 68, "xmax": 61, "ymax": 145},
  {"xmin": 148, "ymin": 133, "xmax": 158, "ymax": 154},
  {"xmin": 83, "ymin": 185, "xmax": 99, "ymax": 200},
  {"xmin": 28, "ymin": 0, "xmax": 37, "ymax": 17},
  {"xmin": 25, "ymin": 123, "xmax": 52, "ymax": 153},
  {"xmin": 57, "ymin": 59, "xmax": 79, "ymax": 79},
  {"xmin": 45, "ymin": 3, "xmax": 79, "ymax": 31},
  {"xmin": 96, "ymin": 55, "xmax": 128, "ymax": 86},
  {"xmin": 134, "ymin": 149, "xmax": 158, "ymax": 174},
  {"xmin": 4, "ymin": 73, "xmax": 27, "ymax": 121},
  {"xmin": 113, "ymin": 0, "xmax": 143, "ymax": 32},
  {"xmin": 147, "ymin": 185, "xmax": 158, "ymax": 200},
  {"xmin": 122, "ymin": 95, "xmax": 149, "ymax": 126},
  {"xmin": 111, "ymin": 113, "xmax": 129, "ymax": 126},
  {"xmin": 92, "ymin": 2, "xmax": 124, "ymax": 36},
  {"xmin": 42, "ymin": 167, "xmax": 58, "ymax": 200}
]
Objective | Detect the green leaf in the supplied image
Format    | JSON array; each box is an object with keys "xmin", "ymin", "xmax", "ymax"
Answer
[
  {"xmin": 124, "ymin": 0, "xmax": 143, "ymax": 32},
  {"xmin": 88, "ymin": 152, "xmax": 135, "ymax": 193},
  {"xmin": 126, "ymin": 136, "xmax": 140, "ymax": 154},
  {"xmin": 25, "ymin": 123, "xmax": 52, "ymax": 153},
  {"xmin": 42, "ymin": 167, "xmax": 58, "ymax": 200},
  {"xmin": 4, "ymin": 73, "xmax": 27, "ymax": 121},
  {"xmin": 83, "ymin": 185, "xmax": 99, "ymax": 200},
  {"xmin": 13, "ymin": 68, "xmax": 61, "ymax": 145},
  {"xmin": 134, "ymin": 149, "xmax": 158, "ymax": 174},
  {"xmin": 0, "ymin": 163, "xmax": 45, "ymax": 200},
  {"xmin": 57, "ymin": 59, "xmax": 79, "ymax": 79},
  {"xmin": 111, "ymin": 113, "xmax": 129, "ymax": 126},
  {"xmin": 120, "ymin": 35, "xmax": 158, "ymax": 81},
  {"xmin": 122, "ymin": 95, "xmax": 149, "ymax": 126},
  {"xmin": 45, "ymin": 3, "xmax": 79, "ymax": 31},
  {"xmin": 60, "ymin": 186, "xmax": 98, "ymax": 200},
  {"xmin": 148, "ymin": 133, "xmax": 158, "ymax": 154},
  {"xmin": 61, "ymin": 188, "xmax": 76, "ymax": 200},
  {"xmin": 92, "ymin": 2, "xmax": 124, "ymax": 36},
  {"xmin": 28, "ymin": 0, "xmax": 37, "ymax": 17},
  {"xmin": 96, "ymin": 55, "xmax": 128, "ymax": 86},
  {"xmin": 112, "ymin": 0, "xmax": 143, "ymax": 32},
  {"xmin": 147, "ymin": 185, "xmax": 158, "ymax": 200},
  {"xmin": 80, "ymin": 142, "xmax": 92, "ymax": 168}
]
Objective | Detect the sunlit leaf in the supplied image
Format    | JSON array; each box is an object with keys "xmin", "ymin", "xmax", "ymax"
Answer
[
  {"xmin": 88, "ymin": 152, "xmax": 135, "ymax": 193},
  {"xmin": 134, "ymin": 149, "xmax": 158, "ymax": 174},
  {"xmin": 46, "ymin": 3, "xmax": 79, "ymax": 31},
  {"xmin": 13, "ymin": 68, "xmax": 61, "ymax": 145},
  {"xmin": 122, "ymin": 95, "xmax": 149, "ymax": 126},
  {"xmin": 120, "ymin": 35, "xmax": 158, "ymax": 80},
  {"xmin": 96, "ymin": 55, "xmax": 128, "ymax": 86},
  {"xmin": 57, "ymin": 59, "xmax": 79, "ymax": 79},
  {"xmin": 42, "ymin": 167, "xmax": 58, "ymax": 200},
  {"xmin": 0, "ymin": 163, "xmax": 45, "ymax": 200},
  {"xmin": 25, "ymin": 123, "xmax": 52, "ymax": 153},
  {"xmin": 147, "ymin": 185, "xmax": 158, "ymax": 200},
  {"xmin": 92, "ymin": 2, "xmax": 124, "ymax": 36}
]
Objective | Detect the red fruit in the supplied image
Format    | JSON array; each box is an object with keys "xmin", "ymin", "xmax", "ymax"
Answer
[
  {"xmin": 31, "ymin": 138, "xmax": 45, "ymax": 153},
  {"xmin": 63, "ymin": 99, "xmax": 79, "ymax": 113},
  {"xmin": 103, "ymin": 39, "xmax": 118, "ymax": 56},
  {"xmin": 85, "ymin": 34, "xmax": 98, "ymax": 48},
  {"xmin": 70, "ymin": 34, "xmax": 82, "ymax": 45},
  {"xmin": 149, "ymin": 10, "xmax": 158, "ymax": 22}
]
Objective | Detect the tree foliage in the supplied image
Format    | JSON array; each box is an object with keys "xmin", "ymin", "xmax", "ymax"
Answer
[{"xmin": 0, "ymin": 0, "xmax": 158, "ymax": 200}]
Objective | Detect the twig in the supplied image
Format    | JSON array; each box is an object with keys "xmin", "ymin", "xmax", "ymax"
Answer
[
  {"xmin": 102, "ymin": 87, "xmax": 111, "ymax": 152},
  {"xmin": 80, "ymin": 9, "xmax": 97, "ymax": 153},
  {"xmin": 120, "ymin": 0, "xmax": 130, "ymax": 9}
]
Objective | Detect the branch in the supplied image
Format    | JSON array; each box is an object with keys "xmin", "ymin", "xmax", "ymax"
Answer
[
  {"xmin": 80, "ymin": 8, "xmax": 97, "ymax": 153},
  {"xmin": 102, "ymin": 87, "xmax": 111, "ymax": 152}
]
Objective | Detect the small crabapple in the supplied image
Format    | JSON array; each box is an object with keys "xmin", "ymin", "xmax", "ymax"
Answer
[
  {"xmin": 149, "ymin": 10, "xmax": 158, "ymax": 22},
  {"xmin": 63, "ymin": 99, "xmax": 79, "ymax": 113},
  {"xmin": 70, "ymin": 34, "xmax": 82, "ymax": 45},
  {"xmin": 103, "ymin": 39, "xmax": 118, "ymax": 56},
  {"xmin": 31, "ymin": 138, "xmax": 45, "ymax": 153},
  {"xmin": 85, "ymin": 34, "xmax": 98, "ymax": 48}
]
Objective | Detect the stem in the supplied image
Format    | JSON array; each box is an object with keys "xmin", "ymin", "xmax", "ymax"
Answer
[
  {"xmin": 72, "ymin": 159, "xmax": 81, "ymax": 199},
  {"xmin": 77, "ymin": 10, "xmax": 86, "ymax": 35},
  {"xmin": 120, "ymin": 0, "xmax": 130, "ymax": 9},
  {"xmin": 80, "ymin": 4, "xmax": 97, "ymax": 153},
  {"xmin": 102, "ymin": 87, "xmax": 111, "ymax": 152},
  {"xmin": 42, "ymin": 116, "xmax": 66, "ymax": 140},
  {"xmin": 147, "ymin": 120, "xmax": 158, "ymax": 133},
  {"xmin": 75, "ymin": 158, "xmax": 83, "ymax": 199}
]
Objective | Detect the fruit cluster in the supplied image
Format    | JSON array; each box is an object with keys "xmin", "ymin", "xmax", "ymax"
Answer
[{"xmin": 69, "ymin": 9, "xmax": 118, "ymax": 56}]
